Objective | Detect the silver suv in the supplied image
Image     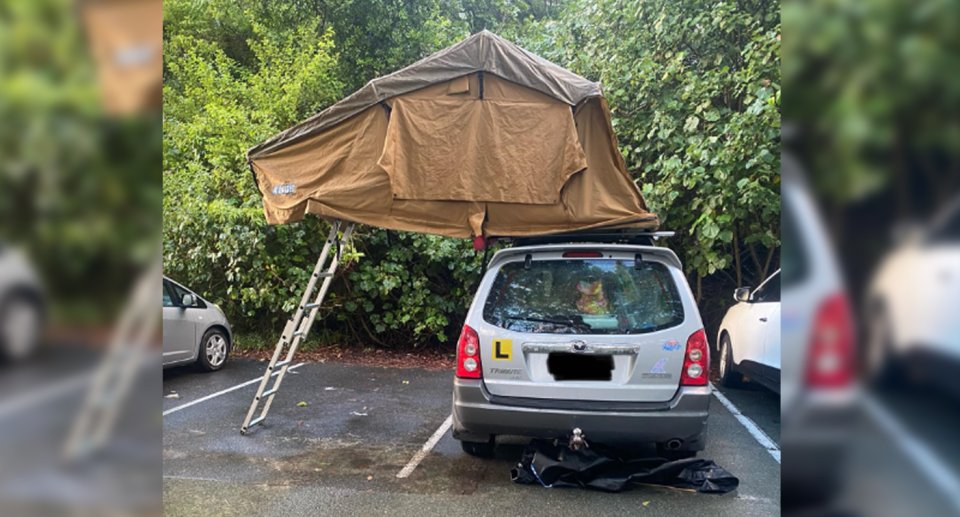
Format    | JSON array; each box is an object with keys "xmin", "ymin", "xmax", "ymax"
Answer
[{"xmin": 452, "ymin": 241, "xmax": 710, "ymax": 458}]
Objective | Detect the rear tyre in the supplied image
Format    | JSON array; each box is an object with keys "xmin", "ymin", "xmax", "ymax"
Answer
[
  {"xmin": 197, "ymin": 328, "xmax": 230, "ymax": 372},
  {"xmin": 718, "ymin": 334, "xmax": 744, "ymax": 388},
  {"xmin": 460, "ymin": 437, "xmax": 496, "ymax": 458}
]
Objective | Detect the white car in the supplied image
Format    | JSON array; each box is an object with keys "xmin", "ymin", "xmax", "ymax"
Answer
[
  {"xmin": 717, "ymin": 270, "xmax": 781, "ymax": 394},
  {"xmin": 0, "ymin": 243, "xmax": 44, "ymax": 361},
  {"xmin": 865, "ymin": 195, "xmax": 960, "ymax": 391}
]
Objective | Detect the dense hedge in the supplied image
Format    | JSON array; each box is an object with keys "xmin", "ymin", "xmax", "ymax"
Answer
[{"xmin": 162, "ymin": 0, "xmax": 780, "ymax": 348}]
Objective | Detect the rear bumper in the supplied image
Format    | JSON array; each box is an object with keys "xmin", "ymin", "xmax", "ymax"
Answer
[
  {"xmin": 452, "ymin": 378, "xmax": 710, "ymax": 450},
  {"xmin": 782, "ymin": 387, "xmax": 859, "ymax": 504}
]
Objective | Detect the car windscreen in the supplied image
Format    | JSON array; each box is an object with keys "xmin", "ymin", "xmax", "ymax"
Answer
[{"xmin": 482, "ymin": 259, "xmax": 685, "ymax": 334}]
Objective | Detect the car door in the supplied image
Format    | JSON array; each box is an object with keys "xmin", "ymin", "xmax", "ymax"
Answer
[
  {"xmin": 737, "ymin": 271, "xmax": 780, "ymax": 375},
  {"xmin": 908, "ymin": 206, "xmax": 960, "ymax": 356},
  {"xmin": 162, "ymin": 279, "xmax": 197, "ymax": 364}
]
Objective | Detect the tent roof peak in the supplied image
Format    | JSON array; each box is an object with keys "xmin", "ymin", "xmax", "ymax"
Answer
[{"xmin": 248, "ymin": 30, "xmax": 602, "ymax": 160}]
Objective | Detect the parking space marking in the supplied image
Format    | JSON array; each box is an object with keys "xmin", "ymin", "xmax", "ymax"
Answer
[
  {"xmin": 864, "ymin": 394, "xmax": 960, "ymax": 513},
  {"xmin": 162, "ymin": 363, "xmax": 304, "ymax": 417},
  {"xmin": 396, "ymin": 414, "xmax": 453, "ymax": 479},
  {"xmin": 710, "ymin": 383, "xmax": 780, "ymax": 464},
  {"xmin": 0, "ymin": 371, "xmax": 92, "ymax": 421}
]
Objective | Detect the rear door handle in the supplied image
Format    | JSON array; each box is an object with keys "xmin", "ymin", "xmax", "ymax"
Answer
[{"xmin": 759, "ymin": 317, "xmax": 768, "ymax": 322}]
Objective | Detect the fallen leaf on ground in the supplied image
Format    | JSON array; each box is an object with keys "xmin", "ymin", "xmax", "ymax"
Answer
[
  {"xmin": 366, "ymin": 476, "xmax": 373, "ymax": 481},
  {"xmin": 348, "ymin": 398, "xmax": 357, "ymax": 402},
  {"xmin": 373, "ymin": 388, "xmax": 380, "ymax": 392},
  {"xmin": 297, "ymin": 401, "xmax": 307, "ymax": 407},
  {"xmin": 642, "ymin": 501, "xmax": 650, "ymax": 506},
  {"xmin": 350, "ymin": 411, "xmax": 368, "ymax": 416},
  {"xmin": 165, "ymin": 393, "xmax": 180, "ymax": 399},
  {"xmin": 402, "ymin": 380, "xmax": 409, "ymax": 384}
]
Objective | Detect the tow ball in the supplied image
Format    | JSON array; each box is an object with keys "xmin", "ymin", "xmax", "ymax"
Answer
[{"xmin": 568, "ymin": 428, "xmax": 589, "ymax": 450}]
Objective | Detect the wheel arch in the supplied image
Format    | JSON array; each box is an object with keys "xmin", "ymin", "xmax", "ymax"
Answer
[{"xmin": 203, "ymin": 324, "xmax": 232, "ymax": 352}]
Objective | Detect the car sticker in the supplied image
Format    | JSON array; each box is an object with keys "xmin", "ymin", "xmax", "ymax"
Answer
[
  {"xmin": 651, "ymin": 358, "xmax": 668, "ymax": 373},
  {"xmin": 662, "ymin": 340, "xmax": 681, "ymax": 351},
  {"xmin": 492, "ymin": 339, "xmax": 512, "ymax": 360}
]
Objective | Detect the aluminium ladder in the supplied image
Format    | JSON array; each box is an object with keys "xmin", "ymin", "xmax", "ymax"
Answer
[
  {"xmin": 240, "ymin": 219, "xmax": 355, "ymax": 435},
  {"xmin": 62, "ymin": 253, "xmax": 160, "ymax": 462}
]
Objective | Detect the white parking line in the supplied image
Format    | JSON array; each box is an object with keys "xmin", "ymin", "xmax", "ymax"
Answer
[
  {"xmin": 162, "ymin": 363, "xmax": 304, "ymax": 417},
  {"xmin": 710, "ymin": 383, "xmax": 781, "ymax": 464},
  {"xmin": 0, "ymin": 371, "xmax": 93, "ymax": 421},
  {"xmin": 396, "ymin": 415, "xmax": 453, "ymax": 479},
  {"xmin": 863, "ymin": 394, "xmax": 960, "ymax": 514}
]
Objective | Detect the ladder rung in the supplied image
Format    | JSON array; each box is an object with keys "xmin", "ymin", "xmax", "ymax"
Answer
[
  {"xmin": 259, "ymin": 388, "xmax": 278, "ymax": 400},
  {"xmin": 271, "ymin": 360, "xmax": 291, "ymax": 370},
  {"xmin": 293, "ymin": 330, "xmax": 305, "ymax": 337},
  {"xmin": 305, "ymin": 302, "xmax": 321, "ymax": 310},
  {"xmin": 247, "ymin": 416, "xmax": 265, "ymax": 428},
  {"xmin": 314, "ymin": 272, "xmax": 334, "ymax": 278}
]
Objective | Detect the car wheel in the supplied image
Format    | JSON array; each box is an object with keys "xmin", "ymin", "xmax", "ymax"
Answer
[
  {"xmin": 198, "ymin": 328, "xmax": 229, "ymax": 372},
  {"xmin": 718, "ymin": 334, "xmax": 744, "ymax": 388},
  {"xmin": 460, "ymin": 437, "xmax": 496, "ymax": 458},
  {"xmin": 0, "ymin": 294, "xmax": 42, "ymax": 362}
]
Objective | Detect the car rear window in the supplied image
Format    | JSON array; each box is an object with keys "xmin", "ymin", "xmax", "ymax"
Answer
[{"xmin": 482, "ymin": 259, "xmax": 685, "ymax": 334}]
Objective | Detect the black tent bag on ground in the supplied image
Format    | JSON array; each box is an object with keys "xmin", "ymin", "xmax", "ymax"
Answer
[{"xmin": 510, "ymin": 439, "xmax": 739, "ymax": 494}]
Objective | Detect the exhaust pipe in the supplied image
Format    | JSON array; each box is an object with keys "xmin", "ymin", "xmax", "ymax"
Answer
[{"xmin": 666, "ymin": 439, "xmax": 683, "ymax": 450}]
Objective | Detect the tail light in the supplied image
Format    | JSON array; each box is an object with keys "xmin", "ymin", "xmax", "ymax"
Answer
[
  {"xmin": 805, "ymin": 292, "xmax": 855, "ymax": 388},
  {"xmin": 562, "ymin": 251, "xmax": 604, "ymax": 258},
  {"xmin": 456, "ymin": 325, "xmax": 482, "ymax": 379},
  {"xmin": 680, "ymin": 329, "xmax": 709, "ymax": 386}
]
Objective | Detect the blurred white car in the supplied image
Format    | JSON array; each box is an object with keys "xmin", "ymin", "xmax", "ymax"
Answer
[
  {"xmin": 865, "ymin": 195, "xmax": 960, "ymax": 392},
  {"xmin": 0, "ymin": 244, "xmax": 44, "ymax": 361},
  {"xmin": 717, "ymin": 270, "xmax": 781, "ymax": 394}
]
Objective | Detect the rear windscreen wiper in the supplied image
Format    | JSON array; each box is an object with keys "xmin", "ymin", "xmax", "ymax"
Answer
[{"xmin": 506, "ymin": 316, "xmax": 592, "ymax": 330}]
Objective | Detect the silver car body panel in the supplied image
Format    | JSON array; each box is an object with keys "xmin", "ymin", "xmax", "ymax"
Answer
[
  {"xmin": 468, "ymin": 244, "xmax": 703, "ymax": 403},
  {"xmin": 453, "ymin": 243, "xmax": 710, "ymax": 448},
  {"xmin": 162, "ymin": 276, "xmax": 232, "ymax": 367}
]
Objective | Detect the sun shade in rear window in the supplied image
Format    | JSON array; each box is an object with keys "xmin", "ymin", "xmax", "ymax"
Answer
[{"xmin": 482, "ymin": 259, "xmax": 684, "ymax": 334}]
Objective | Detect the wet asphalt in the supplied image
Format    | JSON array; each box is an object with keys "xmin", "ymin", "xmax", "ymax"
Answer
[{"xmin": 163, "ymin": 358, "xmax": 782, "ymax": 517}]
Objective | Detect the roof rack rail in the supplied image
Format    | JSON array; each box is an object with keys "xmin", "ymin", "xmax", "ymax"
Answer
[{"xmin": 501, "ymin": 228, "xmax": 675, "ymax": 247}]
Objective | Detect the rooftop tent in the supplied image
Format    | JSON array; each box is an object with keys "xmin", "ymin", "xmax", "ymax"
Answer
[{"xmin": 247, "ymin": 30, "xmax": 658, "ymax": 238}]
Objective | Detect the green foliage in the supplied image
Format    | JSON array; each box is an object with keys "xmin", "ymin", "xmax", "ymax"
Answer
[
  {"xmin": 0, "ymin": 0, "xmax": 160, "ymax": 323},
  {"xmin": 784, "ymin": 0, "xmax": 960, "ymax": 208},
  {"xmin": 507, "ymin": 0, "xmax": 780, "ymax": 288},
  {"xmin": 163, "ymin": 0, "xmax": 781, "ymax": 348}
]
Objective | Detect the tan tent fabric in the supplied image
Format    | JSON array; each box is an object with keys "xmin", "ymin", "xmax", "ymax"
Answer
[
  {"xmin": 82, "ymin": 0, "xmax": 162, "ymax": 115},
  {"xmin": 249, "ymin": 31, "xmax": 658, "ymax": 237}
]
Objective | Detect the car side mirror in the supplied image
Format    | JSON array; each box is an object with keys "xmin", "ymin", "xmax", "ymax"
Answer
[
  {"xmin": 181, "ymin": 293, "xmax": 195, "ymax": 307},
  {"xmin": 734, "ymin": 287, "xmax": 751, "ymax": 303}
]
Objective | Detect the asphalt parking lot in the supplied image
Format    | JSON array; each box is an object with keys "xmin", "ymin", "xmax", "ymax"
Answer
[{"xmin": 163, "ymin": 358, "xmax": 782, "ymax": 516}]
